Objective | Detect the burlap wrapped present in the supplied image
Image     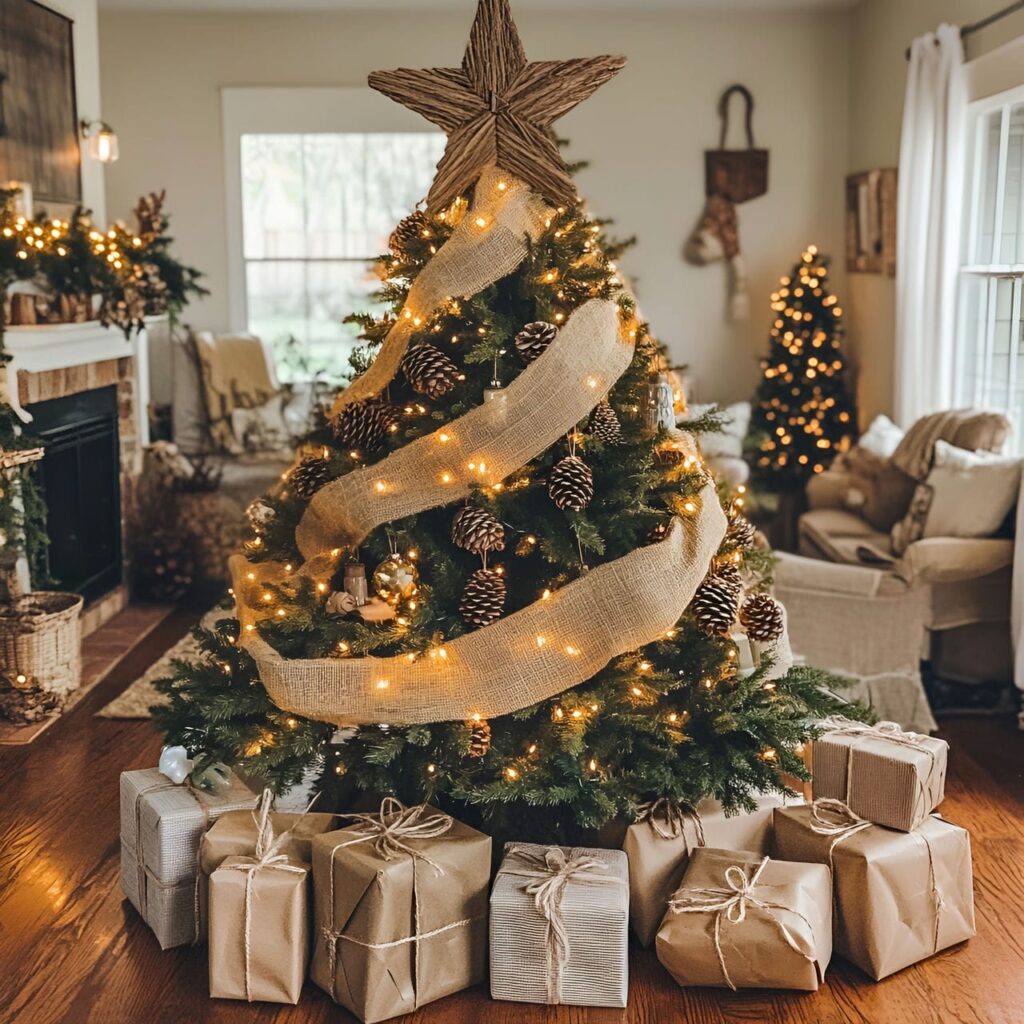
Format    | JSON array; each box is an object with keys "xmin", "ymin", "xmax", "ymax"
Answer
[
  {"xmin": 119, "ymin": 768, "xmax": 258, "ymax": 949},
  {"xmin": 656, "ymin": 848, "xmax": 831, "ymax": 991},
  {"xmin": 196, "ymin": 791, "xmax": 336, "ymax": 941},
  {"xmin": 310, "ymin": 799, "xmax": 491, "ymax": 1024},
  {"xmin": 208, "ymin": 804, "xmax": 310, "ymax": 1004},
  {"xmin": 490, "ymin": 843, "xmax": 629, "ymax": 1008},
  {"xmin": 812, "ymin": 717, "xmax": 947, "ymax": 831},
  {"xmin": 623, "ymin": 793, "xmax": 793, "ymax": 946},
  {"xmin": 773, "ymin": 801, "xmax": 975, "ymax": 979}
]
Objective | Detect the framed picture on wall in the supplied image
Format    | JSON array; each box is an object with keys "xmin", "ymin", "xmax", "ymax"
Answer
[
  {"xmin": 845, "ymin": 168, "xmax": 896, "ymax": 276},
  {"xmin": 0, "ymin": 0, "xmax": 82, "ymax": 206}
]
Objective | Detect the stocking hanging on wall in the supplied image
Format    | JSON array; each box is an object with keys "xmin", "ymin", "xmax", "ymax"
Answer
[{"xmin": 684, "ymin": 84, "xmax": 769, "ymax": 321}]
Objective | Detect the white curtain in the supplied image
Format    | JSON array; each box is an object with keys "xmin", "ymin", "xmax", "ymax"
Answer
[{"xmin": 895, "ymin": 24, "xmax": 966, "ymax": 426}]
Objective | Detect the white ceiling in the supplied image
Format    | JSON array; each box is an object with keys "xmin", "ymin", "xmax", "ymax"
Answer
[{"xmin": 98, "ymin": 0, "xmax": 857, "ymax": 12}]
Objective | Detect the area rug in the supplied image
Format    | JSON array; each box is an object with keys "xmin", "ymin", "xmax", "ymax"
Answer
[{"xmin": 97, "ymin": 612, "xmax": 214, "ymax": 718}]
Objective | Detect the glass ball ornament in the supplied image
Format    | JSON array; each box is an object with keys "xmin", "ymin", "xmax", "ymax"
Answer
[{"xmin": 372, "ymin": 553, "xmax": 419, "ymax": 606}]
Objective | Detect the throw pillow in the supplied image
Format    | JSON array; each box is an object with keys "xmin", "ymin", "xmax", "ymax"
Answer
[
  {"xmin": 921, "ymin": 440, "xmax": 1021, "ymax": 539},
  {"xmin": 856, "ymin": 414, "xmax": 905, "ymax": 459},
  {"xmin": 683, "ymin": 401, "xmax": 751, "ymax": 459},
  {"xmin": 842, "ymin": 447, "xmax": 918, "ymax": 532}
]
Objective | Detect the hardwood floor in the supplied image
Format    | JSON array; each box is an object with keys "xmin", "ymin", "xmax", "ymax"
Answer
[{"xmin": 1, "ymin": 610, "xmax": 1022, "ymax": 1024}]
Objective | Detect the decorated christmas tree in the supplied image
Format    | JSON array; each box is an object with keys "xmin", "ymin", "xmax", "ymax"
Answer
[
  {"xmin": 155, "ymin": 0, "xmax": 857, "ymax": 842},
  {"xmin": 749, "ymin": 246, "xmax": 856, "ymax": 491}
]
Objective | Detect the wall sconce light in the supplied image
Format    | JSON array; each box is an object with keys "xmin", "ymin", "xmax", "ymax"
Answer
[{"xmin": 80, "ymin": 119, "xmax": 119, "ymax": 163}]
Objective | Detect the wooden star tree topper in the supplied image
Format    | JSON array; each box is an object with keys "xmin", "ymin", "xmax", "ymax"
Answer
[{"xmin": 369, "ymin": 0, "xmax": 625, "ymax": 213}]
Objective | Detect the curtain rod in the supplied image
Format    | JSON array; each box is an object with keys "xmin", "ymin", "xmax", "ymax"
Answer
[{"xmin": 904, "ymin": 0, "xmax": 1024, "ymax": 60}]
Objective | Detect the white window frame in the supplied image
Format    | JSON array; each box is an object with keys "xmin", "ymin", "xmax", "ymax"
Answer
[
  {"xmin": 221, "ymin": 86, "xmax": 439, "ymax": 336},
  {"xmin": 955, "ymin": 81, "xmax": 1024, "ymax": 423}
]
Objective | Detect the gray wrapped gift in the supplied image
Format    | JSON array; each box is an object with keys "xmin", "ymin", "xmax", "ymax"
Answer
[
  {"xmin": 490, "ymin": 842, "xmax": 629, "ymax": 1008},
  {"xmin": 119, "ymin": 768, "xmax": 258, "ymax": 949}
]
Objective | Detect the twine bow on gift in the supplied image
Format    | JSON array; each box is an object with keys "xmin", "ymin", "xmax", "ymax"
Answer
[
  {"xmin": 221, "ymin": 791, "xmax": 307, "ymax": 1003},
  {"xmin": 500, "ymin": 846, "xmax": 626, "ymax": 1005},
  {"xmin": 636, "ymin": 797, "xmax": 706, "ymax": 845},
  {"xmin": 667, "ymin": 856, "xmax": 816, "ymax": 991}
]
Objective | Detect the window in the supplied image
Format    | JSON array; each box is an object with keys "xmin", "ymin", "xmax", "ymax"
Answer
[
  {"xmin": 240, "ymin": 132, "xmax": 445, "ymax": 380},
  {"xmin": 956, "ymin": 87, "xmax": 1024, "ymax": 440}
]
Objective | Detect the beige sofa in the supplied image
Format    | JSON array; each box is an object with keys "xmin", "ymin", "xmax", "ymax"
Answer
[{"xmin": 773, "ymin": 411, "xmax": 1014, "ymax": 732}]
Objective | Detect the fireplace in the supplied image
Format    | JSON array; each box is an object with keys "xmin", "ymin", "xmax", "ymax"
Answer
[{"xmin": 28, "ymin": 387, "xmax": 122, "ymax": 602}]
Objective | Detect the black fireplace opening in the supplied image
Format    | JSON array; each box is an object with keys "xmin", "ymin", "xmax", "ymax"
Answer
[{"xmin": 28, "ymin": 386, "xmax": 122, "ymax": 603}]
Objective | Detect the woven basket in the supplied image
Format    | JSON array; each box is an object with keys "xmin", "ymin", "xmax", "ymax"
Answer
[{"xmin": 0, "ymin": 593, "xmax": 84, "ymax": 723}]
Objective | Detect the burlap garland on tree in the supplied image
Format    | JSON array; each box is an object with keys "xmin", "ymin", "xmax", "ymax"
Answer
[
  {"xmin": 297, "ymin": 297, "xmax": 631, "ymax": 557},
  {"xmin": 329, "ymin": 166, "xmax": 549, "ymax": 415},
  {"xmin": 234, "ymin": 512, "xmax": 725, "ymax": 726}
]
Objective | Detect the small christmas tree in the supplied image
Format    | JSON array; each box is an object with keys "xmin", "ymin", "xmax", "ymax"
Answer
[
  {"xmin": 749, "ymin": 246, "xmax": 856, "ymax": 491},
  {"xmin": 155, "ymin": 0, "xmax": 859, "ymax": 843}
]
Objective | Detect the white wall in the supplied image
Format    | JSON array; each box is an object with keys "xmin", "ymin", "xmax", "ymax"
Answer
[
  {"xmin": 98, "ymin": 7, "xmax": 851, "ymax": 404},
  {"xmin": 43, "ymin": 0, "xmax": 106, "ymax": 222},
  {"xmin": 845, "ymin": 0, "xmax": 1024, "ymax": 424}
]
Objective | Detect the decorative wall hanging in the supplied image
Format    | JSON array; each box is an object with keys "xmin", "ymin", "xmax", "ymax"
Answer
[
  {"xmin": 684, "ymin": 84, "xmax": 769, "ymax": 321},
  {"xmin": 845, "ymin": 168, "xmax": 897, "ymax": 276}
]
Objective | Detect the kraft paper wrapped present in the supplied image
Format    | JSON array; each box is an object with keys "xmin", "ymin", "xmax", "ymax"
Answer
[
  {"xmin": 208, "ymin": 850, "xmax": 309, "ymax": 1003},
  {"xmin": 196, "ymin": 795, "xmax": 336, "ymax": 940},
  {"xmin": 811, "ymin": 718, "xmax": 947, "ymax": 832},
  {"xmin": 623, "ymin": 793, "xmax": 796, "ymax": 946},
  {"xmin": 773, "ymin": 802, "xmax": 975, "ymax": 979},
  {"xmin": 119, "ymin": 767, "xmax": 258, "ymax": 949},
  {"xmin": 655, "ymin": 847, "xmax": 832, "ymax": 991},
  {"xmin": 490, "ymin": 843, "xmax": 629, "ymax": 1008},
  {"xmin": 310, "ymin": 799, "xmax": 491, "ymax": 1024}
]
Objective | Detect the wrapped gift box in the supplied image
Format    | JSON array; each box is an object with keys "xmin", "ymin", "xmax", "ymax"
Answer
[
  {"xmin": 119, "ymin": 768, "xmax": 258, "ymax": 948},
  {"xmin": 655, "ymin": 847, "xmax": 832, "ymax": 991},
  {"xmin": 490, "ymin": 843, "xmax": 629, "ymax": 1008},
  {"xmin": 310, "ymin": 803, "xmax": 491, "ymax": 1024},
  {"xmin": 623, "ymin": 793, "xmax": 795, "ymax": 946},
  {"xmin": 773, "ymin": 804, "xmax": 975, "ymax": 979},
  {"xmin": 208, "ymin": 854, "xmax": 309, "ymax": 1003},
  {"xmin": 196, "ymin": 807, "xmax": 336, "ymax": 940},
  {"xmin": 812, "ymin": 720, "xmax": 947, "ymax": 832}
]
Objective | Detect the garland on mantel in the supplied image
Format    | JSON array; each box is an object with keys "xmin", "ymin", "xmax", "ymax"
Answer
[{"xmin": 0, "ymin": 187, "xmax": 207, "ymax": 343}]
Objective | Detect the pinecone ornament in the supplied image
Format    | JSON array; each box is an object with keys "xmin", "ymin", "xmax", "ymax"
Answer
[
  {"xmin": 692, "ymin": 575, "xmax": 739, "ymax": 636},
  {"xmin": 389, "ymin": 210, "xmax": 429, "ymax": 256},
  {"xmin": 290, "ymin": 457, "xmax": 331, "ymax": 500},
  {"xmin": 549, "ymin": 455, "xmax": 594, "ymax": 511},
  {"xmin": 727, "ymin": 515, "xmax": 757, "ymax": 548},
  {"xmin": 740, "ymin": 593, "xmax": 785, "ymax": 643},
  {"xmin": 712, "ymin": 562, "xmax": 743, "ymax": 595},
  {"xmin": 468, "ymin": 717, "xmax": 492, "ymax": 757},
  {"xmin": 459, "ymin": 568, "xmax": 506, "ymax": 628},
  {"xmin": 331, "ymin": 399, "xmax": 399, "ymax": 452},
  {"xmin": 452, "ymin": 505, "xmax": 505, "ymax": 556},
  {"xmin": 514, "ymin": 321, "xmax": 557, "ymax": 364},
  {"xmin": 401, "ymin": 343, "xmax": 460, "ymax": 399},
  {"xmin": 588, "ymin": 400, "xmax": 623, "ymax": 445}
]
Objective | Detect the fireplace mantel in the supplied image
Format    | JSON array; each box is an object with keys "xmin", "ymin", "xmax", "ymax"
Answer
[{"xmin": 2, "ymin": 317, "xmax": 154, "ymax": 449}]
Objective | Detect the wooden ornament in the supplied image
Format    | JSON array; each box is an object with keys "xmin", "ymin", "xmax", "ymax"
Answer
[{"xmin": 369, "ymin": 0, "xmax": 625, "ymax": 212}]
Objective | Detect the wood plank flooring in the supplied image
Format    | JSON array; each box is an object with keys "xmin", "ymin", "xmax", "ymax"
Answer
[{"xmin": 1, "ymin": 610, "xmax": 1022, "ymax": 1024}]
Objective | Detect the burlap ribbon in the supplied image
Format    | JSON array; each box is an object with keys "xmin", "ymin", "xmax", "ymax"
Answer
[
  {"xmin": 817, "ymin": 716, "xmax": 942, "ymax": 823},
  {"xmin": 806, "ymin": 796, "xmax": 946, "ymax": 955},
  {"xmin": 220, "ymin": 792, "xmax": 308, "ymax": 1003},
  {"xmin": 295, "ymin": 296, "xmax": 633, "ymax": 558},
  {"xmin": 321, "ymin": 799, "xmax": 478, "ymax": 1004},
  {"xmin": 329, "ymin": 167, "xmax": 548, "ymax": 415},
  {"xmin": 636, "ymin": 797, "xmax": 706, "ymax": 845},
  {"xmin": 498, "ymin": 845, "xmax": 626, "ymax": 1005},
  {"xmin": 666, "ymin": 856, "xmax": 817, "ymax": 991}
]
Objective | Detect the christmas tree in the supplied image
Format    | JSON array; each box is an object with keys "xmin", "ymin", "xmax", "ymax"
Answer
[
  {"xmin": 155, "ymin": 0, "xmax": 857, "ymax": 842},
  {"xmin": 749, "ymin": 245, "xmax": 856, "ymax": 491}
]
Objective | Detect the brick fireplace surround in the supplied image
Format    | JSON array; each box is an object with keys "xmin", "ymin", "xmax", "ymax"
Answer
[{"xmin": 2, "ymin": 318, "xmax": 157, "ymax": 634}]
